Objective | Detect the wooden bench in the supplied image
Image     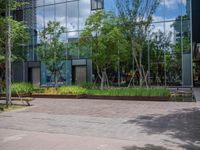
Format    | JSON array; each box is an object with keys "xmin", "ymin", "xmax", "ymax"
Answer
[{"xmin": 0, "ymin": 96, "xmax": 34, "ymax": 106}]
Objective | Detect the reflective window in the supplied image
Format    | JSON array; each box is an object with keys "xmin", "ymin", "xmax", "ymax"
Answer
[
  {"xmin": 55, "ymin": 0, "xmax": 66, "ymax": 3},
  {"xmin": 153, "ymin": 0, "xmax": 164, "ymax": 22},
  {"xmin": 164, "ymin": 0, "xmax": 181, "ymax": 20},
  {"xmin": 67, "ymin": 1, "xmax": 78, "ymax": 31},
  {"xmin": 59, "ymin": 33, "xmax": 67, "ymax": 42},
  {"xmin": 68, "ymin": 32, "xmax": 79, "ymax": 59},
  {"xmin": 36, "ymin": 0, "xmax": 44, "ymax": 6},
  {"xmin": 91, "ymin": 0, "xmax": 104, "ymax": 10},
  {"xmin": 45, "ymin": 0, "xmax": 54, "ymax": 5},
  {"xmin": 182, "ymin": 0, "xmax": 191, "ymax": 18},
  {"xmin": 36, "ymin": 7, "xmax": 44, "ymax": 32},
  {"xmin": 55, "ymin": 3, "xmax": 66, "ymax": 28},
  {"xmin": 44, "ymin": 5, "xmax": 54, "ymax": 26},
  {"xmin": 79, "ymin": 0, "xmax": 90, "ymax": 30},
  {"xmin": 104, "ymin": 0, "xmax": 115, "ymax": 11}
]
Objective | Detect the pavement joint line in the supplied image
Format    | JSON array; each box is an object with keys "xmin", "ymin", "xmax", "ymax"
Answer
[{"xmin": 0, "ymin": 128, "xmax": 149, "ymax": 143}]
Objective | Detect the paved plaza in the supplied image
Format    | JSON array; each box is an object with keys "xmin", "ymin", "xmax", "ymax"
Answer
[{"xmin": 0, "ymin": 98, "xmax": 200, "ymax": 150}]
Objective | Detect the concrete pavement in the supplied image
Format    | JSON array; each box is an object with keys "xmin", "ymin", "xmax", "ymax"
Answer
[
  {"xmin": 0, "ymin": 98, "xmax": 200, "ymax": 150},
  {"xmin": 194, "ymin": 88, "xmax": 200, "ymax": 101}
]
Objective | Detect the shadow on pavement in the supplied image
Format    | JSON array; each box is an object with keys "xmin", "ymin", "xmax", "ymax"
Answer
[
  {"xmin": 123, "ymin": 108, "xmax": 200, "ymax": 149},
  {"xmin": 123, "ymin": 144, "xmax": 172, "ymax": 150}
]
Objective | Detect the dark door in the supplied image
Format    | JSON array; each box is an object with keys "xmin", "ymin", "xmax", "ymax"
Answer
[{"xmin": 72, "ymin": 66, "xmax": 87, "ymax": 84}]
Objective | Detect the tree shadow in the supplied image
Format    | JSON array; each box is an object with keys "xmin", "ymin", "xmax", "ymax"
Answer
[
  {"xmin": 123, "ymin": 144, "xmax": 172, "ymax": 150},
  {"xmin": 123, "ymin": 108, "xmax": 200, "ymax": 149}
]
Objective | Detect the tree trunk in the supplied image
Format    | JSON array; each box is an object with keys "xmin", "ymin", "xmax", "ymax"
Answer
[
  {"xmin": 131, "ymin": 43, "xmax": 143, "ymax": 87},
  {"xmin": 104, "ymin": 70, "xmax": 109, "ymax": 88},
  {"xmin": 6, "ymin": 0, "xmax": 12, "ymax": 107},
  {"xmin": 100, "ymin": 72, "xmax": 104, "ymax": 90},
  {"xmin": 139, "ymin": 51, "xmax": 143, "ymax": 87},
  {"xmin": 54, "ymin": 71, "xmax": 58, "ymax": 87},
  {"xmin": 100, "ymin": 69, "xmax": 108, "ymax": 90},
  {"xmin": 129, "ymin": 40, "xmax": 135, "ymax": 87}
]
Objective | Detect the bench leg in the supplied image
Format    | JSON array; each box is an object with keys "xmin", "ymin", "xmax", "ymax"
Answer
[{"xmin": 25, "ymin": 101, "xmax": 31, "ymax": 106}]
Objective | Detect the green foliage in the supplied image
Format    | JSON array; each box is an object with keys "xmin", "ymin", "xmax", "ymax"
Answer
[
  {"xmin": 37, "ymin": 21, "xmax": 66, "ymax": 85},
  {"xmin": 33, "ymin": 87, "xmax": 45, "ymax": 94},
  {"xmin": 58, "ymin": 86, "xmax": 88, "ymax": 95},
  {"xmin": 87, "ymin": 88, "xmax": 170, "ymax": 97},
  {"xmin": 81, "ymin": 10, "xmax": 129, "ymax": 71},
  {"xmin": 11, "ymin": 82, "xmax": 33, "ymax": 95},
  {"xmin": 0, "ymin": 18, "xmax": 29, "ymax": 64},
  {"xmin": 116, "ymin": 0, "xmax": 160, "ymax": 87},
  {"xmin": 78, "ymin": 82, "xmax": 96, "ymax": 89},
  {"xmin": 34, "ymin": 85, "xmax": 169, "ymax": 97},
  {"xmin": 0, "ymin": 1, "xmax": 29, "ymax": 64},
  {"xmin": 0, "ymin": 0, "xmax": 29, "ymax": 95},
  {"xmin": 80, "ymin": 10, "xmax": 129, "ymax": 89},
  {"xmin": 44, "ymin": 88, "xmax": 58, "ymax": 94}
]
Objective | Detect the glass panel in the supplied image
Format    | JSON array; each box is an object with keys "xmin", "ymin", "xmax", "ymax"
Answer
[
  {"xmin": 55, "ymin": 0, "xmax": 66, "ymax": 3},
  {"xmin": 153, "ymin": 0, "xmax": 164, "ymax": 22},
  {"xmin": 44, "ymin": 5, "xmax": 54, "ymax": 26},
  {"xmin": 68, "ymin": 32, "xmax": 79, "ymax": 59},
  {"xmin": 97, "ymin": 0, "xmax": 103, "ymax": 9},
  {"xmin": 166, "ymin": 51, "xmax": 182, "ymax": 86},
  {"xmin": 36, "ymin": 0, "xmax": 44, "ymax": 6},
  {"xmin": 91, "ymin": 0, "xmax": 97, "ymax": 10},
  {"xmin": 23, "ymin": 8, "xmax": 34, "ymax": 27},
  {"xmin": 79, "ymin": 36, "xmax": 92, "ymax": 59},
  {"xmin": 182, "ymin": 0, "xmax": 191, "ymax": 18},
  {"xmin": 59, "ymin": 33, "xmax": 67, "ymax": 42},
  {"xmin": 166, "ymin": 20, "xmax": 182, "ymax": 86},
  {"xmin": 55, "ymin": 3, "xmax": 66, "ymax": 27},
  {"xmin": 41, "ymin": 61, "xmax": 67, "ymax": 85},
  {"xmin": 182, "ymin": 19, "xmax": 191, "ymax": 53},
  {"xmin": 79, "ymin": 0, "xmax": 90, "ymax": 30},
  {"xmin": 104, "ymin": 0, "xmax": 115, "ymax": 11},
  {"xmin": 164, "ymin": 0, "xmax": 181, "ymax": 21},
  {"xmin": 36, "ymin": 7, "xmax": 44, "ymax": 32},
  {"xmin": 149, "ymin": 23, "xmax": 165, "ymax": 86},
  {"xmin": 45, "ymin": 0, "xmax": 54, "ymax": 5},
  {"xmin": 67, "ymin": 1, "xmax": 78, "ymax": 31}
]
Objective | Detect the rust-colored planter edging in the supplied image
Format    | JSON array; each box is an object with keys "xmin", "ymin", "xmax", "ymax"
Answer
[
  {"xmin": 32, "ymin": 94, "xmax": 78, "ymax": 99},
  {"xmin": 31, "ymin": 94, "xmax": 169, "ymax": 101},
  {"xmin": 0, "ymin": 93, "xmax": 32, "ymax": 97}
]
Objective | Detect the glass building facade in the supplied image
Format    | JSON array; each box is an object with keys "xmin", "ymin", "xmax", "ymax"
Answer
[
  {"xmin": 16, "ymin": 0, "xmax": 193, "ymax": 87},
  {"xmin": 149, "ymin": 0, "xmax": 192, "ymax": 86},
  {"xmin": 105, "ymin": 0, "xmax": 192, "ymax": 87},
  {"xmin": 17, "ymin": 0, "xmax": 94, "ymax": 85}
]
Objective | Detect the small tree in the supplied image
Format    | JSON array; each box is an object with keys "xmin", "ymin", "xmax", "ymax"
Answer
[
  {"xmin": 80, "ymin": 11, "xmax": 129, "ymax": 89},
  {"xmin": 37, "ymin": 21, "xmax": 66, "ymax": 86},
  {"xmin": 0, "ymin": 0, "xmax": 29, "ymax": 101},
  {"xmin": 116, "ymin": 0, "xmax": 160, "ymax": 87}
]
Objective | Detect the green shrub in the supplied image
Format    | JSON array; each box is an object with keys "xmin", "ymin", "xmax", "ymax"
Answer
[
  {"xmin": 87, "ymin": 88, "xmax": 170, "ymax": 97},
  {"xmin": 33, "ymin": 87, "xmax": 45, "ymax": 94},
  {"xmin": 79, "ymin": 82, "xmax": 96, "ymax": 89},
  {"xmin": 58, "ymin": 86, "xmax": 88, "ymax": 95},
  {"xmin": 44, "ymin": 88, "xmax": 58, "ymax": 94},
  {"xmin": 11, "ymin": 82, "xmax": 34, "ymax": 95}
]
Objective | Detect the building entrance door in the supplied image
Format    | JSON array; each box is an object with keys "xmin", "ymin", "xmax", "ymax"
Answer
[
  {"xmin": 72, "ymin": 66, "xmax": 87, "ymax": 84},
  {"xmin": 28, "ymin": 67, "xmax": 40, "ymax": 86}
]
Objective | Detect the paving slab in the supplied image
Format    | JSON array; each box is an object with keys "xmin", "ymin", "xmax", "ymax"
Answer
[
  {"xmin": 0, "ymin": 98, "xmax": 200, "ymax": 150},
  {"xmin": 194, "ymin": 88, "xmax": 200, "ymax": 101}
]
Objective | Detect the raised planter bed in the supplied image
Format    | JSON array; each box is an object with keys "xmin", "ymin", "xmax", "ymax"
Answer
[
  {"xmin": 0, "ymin": 93, "xmax": 32, "ymax": 97},
  {"xmin": 32, "ymin": 94, "xmax": 85, "ymax": 99},
  {"xmin": 86, "ymin": 95, "xmax": 169, "ymax": 101},
  {"xmin": 32, "ymin": 94, "xmax": 169, "ymax": 101}
]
